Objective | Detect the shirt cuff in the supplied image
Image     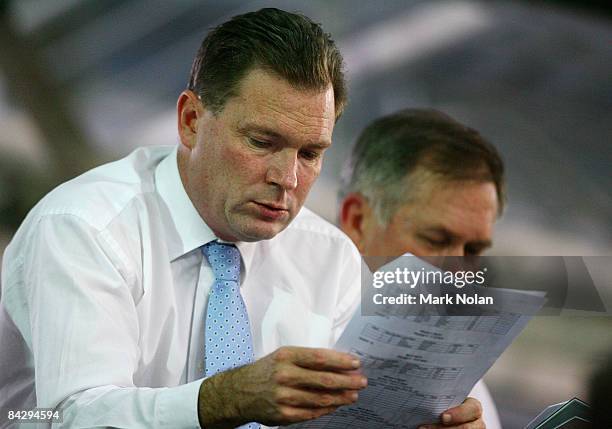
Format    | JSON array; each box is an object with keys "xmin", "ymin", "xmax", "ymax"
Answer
[{"xmin": 158, "ymin": 379, "xmax": 203, "ymax": 428}]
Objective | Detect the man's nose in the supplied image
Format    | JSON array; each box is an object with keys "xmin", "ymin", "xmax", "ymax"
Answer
[
  {"xmin": 266, "ymin": 150, "xmax": 298, "ymax": 190},
  {"xmin": 447, "ymin": 247, "xmax": 465, "ymax": 257},
  {"xmin": 448, "ymin": 246, "xmax": 465, "ymax": 256},
  {"xmin": 430, "ymin": 247, "xmax": 464, "ymax": 258},
  {"xmin": 429, "ymin": 247, "xmax": 465, "ymax": 273}
]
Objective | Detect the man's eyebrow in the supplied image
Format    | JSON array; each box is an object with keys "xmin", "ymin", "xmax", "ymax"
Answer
[
  {"xmin": 304, "ymin": 141, "xmax": 332, "ymax": 150},
  {"xmin": 420, "ymin": 226, "xmax": 453, "ymax": 238},
  {"xmin": 421, "ymin": 227, "xmax": 492, "ymax": 247},
  {"xmin": 239, "ymin": 124, "xmax": 282, "ymax": 139},
  {"xmin": 239, "ymin": 124, "xmax": 332, "ymax": 148}
]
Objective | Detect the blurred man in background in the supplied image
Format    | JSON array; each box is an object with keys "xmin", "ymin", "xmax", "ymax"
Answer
[{"xmin": 339, "ymin": 108, "xmax": 505, "ymax": 429}]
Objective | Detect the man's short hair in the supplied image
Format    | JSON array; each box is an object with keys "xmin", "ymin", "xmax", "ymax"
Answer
[
  {"xmin": 188, "ymin": 8, "xmax": 347, "ymax": 119},
  {"xmin": 341, "ymin": 108, "xmax": 505, "ymax": 224}
]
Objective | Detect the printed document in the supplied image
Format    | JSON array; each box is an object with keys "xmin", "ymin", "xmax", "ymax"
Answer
[{"xmin": 289, "ymin": 258, "xmax": 546, "ymax": 429}]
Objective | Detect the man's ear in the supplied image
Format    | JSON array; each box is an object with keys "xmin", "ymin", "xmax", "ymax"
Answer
[
  {"xmin": 339, "ymin": 192, "xmax": 372, "ymax": 254},
  {"xmin": 177, "ymin": 90, "xmax": 203, "ymax": 150}
]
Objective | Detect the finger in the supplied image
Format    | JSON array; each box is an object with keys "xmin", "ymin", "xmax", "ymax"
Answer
[
  {"xmin": 279, "ymin": 347, "xmax": 361, "ymax": 371},
  {"xmin": 418, "ymin": 423, "xmax": 484, "ymax": 429},
  {"xmin": 276, "ymin": 387, "xmax": 359, "ymax": 408},
  {"xmin": 272, "ymin": 405, "xmax": 338, "ymax": 425},
  {"xmin": 339, "ymin": 368, "xmax": 364, "ymax": 376},
  {"xmin": 276, "ymin": 364, "xmax": 367, "ymax": 390},
  {"xmin": 440, "ymin": 397, "xmax": 482, "ymax": 425}
]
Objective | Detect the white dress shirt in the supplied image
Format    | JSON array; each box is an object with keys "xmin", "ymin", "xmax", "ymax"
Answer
[
  {"xmin": 0, "ymin": 145, "xmax": 500, "ymax": 429},
  {"xmin": 0, "ymin": 146, "xmax": 361, "ymax": 428}
]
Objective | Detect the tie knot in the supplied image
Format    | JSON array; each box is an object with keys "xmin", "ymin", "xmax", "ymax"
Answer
[{"xmin": 203, "ymin": 241, "xmax": 241, "ymax": 282}]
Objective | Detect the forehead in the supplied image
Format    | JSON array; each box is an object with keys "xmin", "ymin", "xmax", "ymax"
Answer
[
  {"xmin": 224, "ymin": 68, "xmax": 335, "ymax": 145},
  {"xmin": 399, "ymin": 179, "xmax": 499, "ymax": 238}
]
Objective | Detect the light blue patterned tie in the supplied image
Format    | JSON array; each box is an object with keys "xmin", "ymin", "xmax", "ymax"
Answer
[{"xmin": 203, "ymin": 241, "xmax": 259, "ymax": 429}]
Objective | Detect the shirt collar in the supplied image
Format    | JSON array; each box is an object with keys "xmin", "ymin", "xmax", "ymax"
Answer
[{"xmin": 154, "ymin": 147, "xmax": 255, "ymax": 276}]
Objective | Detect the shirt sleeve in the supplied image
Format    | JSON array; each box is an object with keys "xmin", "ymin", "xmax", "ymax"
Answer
[
  {"xmin": 330, "ymin": 239, "xmax": 362, "ymax": 345},
  {"xmin": 21, "ymin": 214, "xmax": 201, "ymax": 428}
]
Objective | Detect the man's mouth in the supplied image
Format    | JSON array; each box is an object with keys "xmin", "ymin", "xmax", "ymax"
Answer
[
  {"xmin": 254, "ymin": 201, "xmax": 289, "ymax": 211},
  {"xmin": 252, "ymin": 201, "xmax": 290, "ymax": 220}
]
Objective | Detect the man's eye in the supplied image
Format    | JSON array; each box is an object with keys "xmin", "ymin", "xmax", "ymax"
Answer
[
  {"xmin": 299, "ymin": 150, "xmax": 320, "ymax": 161},
  {"xmin": 248, "ymin": 138, "xmax": 272, "ymax": 149},
  {"xmin": 423, "ymin": 237, "xmax": 447, "ymax": 247}
]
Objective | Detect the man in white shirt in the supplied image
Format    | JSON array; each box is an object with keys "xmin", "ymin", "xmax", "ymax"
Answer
[
  {"xmin": 1, "ymin": 9, "xmax": 484, "ymax": 429},
  {"xmin": 339, "ymin": 108, "xmax": 506, "ymax": 429}
]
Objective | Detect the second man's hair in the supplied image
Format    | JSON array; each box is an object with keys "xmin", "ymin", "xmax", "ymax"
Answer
[{"xmin": 342, "ymin": 108, "xmax": 505, "ymax": 224}]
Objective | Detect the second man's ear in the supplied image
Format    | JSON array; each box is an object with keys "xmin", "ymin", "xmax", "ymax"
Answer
[{"xmin": 339, "ymin": 192, "xmax": 372, "ymax": 254}]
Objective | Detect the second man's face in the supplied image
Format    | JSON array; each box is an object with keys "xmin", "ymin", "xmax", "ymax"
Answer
[
  {"xmin": 360, "ymin": 179, "xmax": 499, "ymax": 258},
  {"xmin": 182, "ymin": 68, "xmax": 336, "ymax": 242}
]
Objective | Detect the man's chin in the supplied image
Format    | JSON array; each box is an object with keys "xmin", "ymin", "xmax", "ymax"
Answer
[{"xmin": 229, "ymin": 219, "xmax": 290, "ymax": 242}]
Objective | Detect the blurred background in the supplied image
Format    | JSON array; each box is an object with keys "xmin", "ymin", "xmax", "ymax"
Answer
[{"xmin": 0, "ymin": 0, "xmax": 610, "ymax": 426}]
